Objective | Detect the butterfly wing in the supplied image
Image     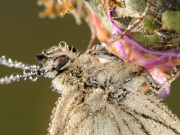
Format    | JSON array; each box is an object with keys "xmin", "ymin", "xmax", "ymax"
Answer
[
  {"xmin": 48, "ymin": 85, "xmax": 180, "ymax": 135},
  {"xmin": 117, "ymin": 92, "xmax": 180, "ymax": 134}
]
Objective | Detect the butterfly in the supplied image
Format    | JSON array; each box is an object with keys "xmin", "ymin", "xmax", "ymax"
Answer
[{"xmin": 1, "ymin": 42, "xmax": 180, "ymax": 135}]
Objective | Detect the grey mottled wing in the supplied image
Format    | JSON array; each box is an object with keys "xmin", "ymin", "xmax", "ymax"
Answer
[{"xmin": 48, "ymin": 86, "xmax": 180, "ymax": 135}]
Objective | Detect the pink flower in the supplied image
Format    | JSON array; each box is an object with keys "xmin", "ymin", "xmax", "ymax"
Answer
[{"xmin": 106, "ymin": 10, "xmax": 180, "ymax": 97}]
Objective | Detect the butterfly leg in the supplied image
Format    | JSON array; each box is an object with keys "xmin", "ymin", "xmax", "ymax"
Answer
[
  {"xmin": 159, "ymin": 65, "xmax": 180, "ymax": 92},
  {"xmin": 87, "ymin": 0, "xmax": 152, "ymax": 55},
  {"xmin": 141, "ymin": 65, "xmax": 180, "ymax": 94}
]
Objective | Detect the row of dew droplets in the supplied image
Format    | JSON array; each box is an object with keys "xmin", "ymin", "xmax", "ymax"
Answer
[
  {"xmin": 0, "ymin": 55, "xmax": 45, "ymax": 84},
  {"xmin": 47, "ymin": 97, "xmax": 62, "ymax": 134}
]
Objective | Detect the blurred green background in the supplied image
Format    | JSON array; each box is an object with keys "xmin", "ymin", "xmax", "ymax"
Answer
[{"xmin": 0, "ymin": 0, "xmax": 179, "ymax": 135}]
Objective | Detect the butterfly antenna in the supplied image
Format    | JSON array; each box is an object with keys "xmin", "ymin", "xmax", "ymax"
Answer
[
  {"xmin": 0, "ymin": 56, "xmax": 46, "ymax": 84},
  {"xmin": 0, "ymin": 55, "xmax": 39, "ymax": 70}
]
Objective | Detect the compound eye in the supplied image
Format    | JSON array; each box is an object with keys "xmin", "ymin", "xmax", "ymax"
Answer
[{"xmin": 53, "ymin": 55, "xmax": 69, "ymax": 70}]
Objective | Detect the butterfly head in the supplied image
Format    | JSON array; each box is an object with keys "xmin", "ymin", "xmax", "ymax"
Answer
[{"xmin": 36, "ymin": 42, "xmax": 79, "ymax": 78}]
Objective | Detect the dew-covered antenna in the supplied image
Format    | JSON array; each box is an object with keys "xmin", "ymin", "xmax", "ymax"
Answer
[{"xmin": 0, "ymin": 56, "xmax": 46, "ymax": 84}]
